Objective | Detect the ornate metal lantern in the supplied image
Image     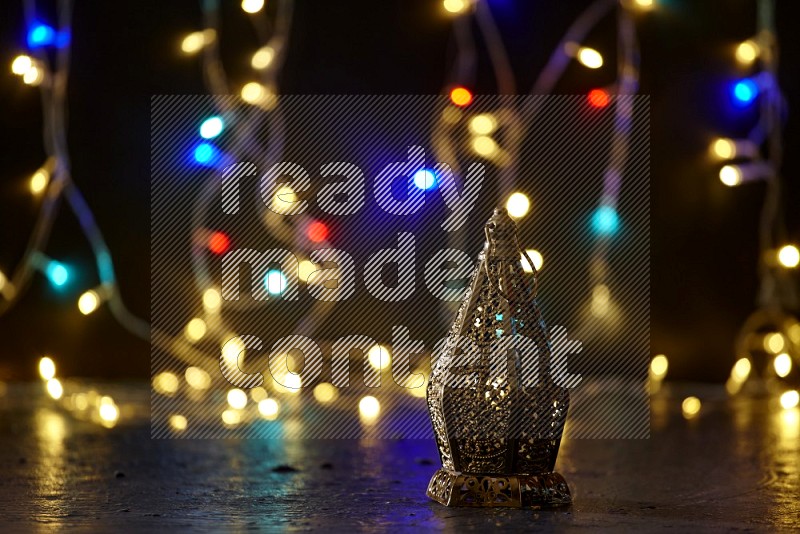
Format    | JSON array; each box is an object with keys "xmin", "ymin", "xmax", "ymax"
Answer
[{"xmin": 426, "ymin": 207, "xmax": 571, "ymax": 508}]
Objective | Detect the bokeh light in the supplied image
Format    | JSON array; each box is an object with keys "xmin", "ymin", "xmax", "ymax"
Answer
[
  {"xmin": 449, "ymin": 86, "xmax": 473, "ymax": 107},
  {"xmin": 591, "ymin": 205, "xmax": 620, "ymax": 236},
  {"xmin": 199, "ymin": 116, "xmax": 224, "ymax": 139},
  {"xmin": 506, "ymin": 192, "xmax": 530, "ymax": 219},
  {"xmin": 208, "ymin": 231, "xmax": 231, "ymax": 254},
  {"xmin": 774, "ymin": 353, "xmax": 792, "ymax": 378},
  {"xmin": 413, "ymin": 169, "xmax": 437, "ymax": 190},
  {"xmin": 777, "ymin": 245, "xmax": 800, "ymax": 268},
  {"xmin": 78, "ymin": 290, "xmax": 100, "ymax": 315},
  {"xmin": 681, "ymin": 396, "xmax": 701, "ymax": 418},
  {"xmin": 587, "ymin": 88, "xmax": 610, "ymax": 108},
  {"xmin": 39, "ymin": 357, "xmax": 56, "ymax": 380},
  {"xmin": 520, "ymin": 249, "xmax": 544, "ymax": 273}
]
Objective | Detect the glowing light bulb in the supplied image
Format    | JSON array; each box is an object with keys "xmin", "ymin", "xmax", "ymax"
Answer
[
  {"xmin": 359, "ymin": 395, "xmax": 380, "ymax": 420},
  {"xmin": 185, "ymin": 366, "xmax": 212, "ymax": 390},
  {"xmin": 413, "ymin": 169, "xmax": 437, "ymax": 190},
  {"xmin": 181, "ymin": 30, "xmax": 215, "ymax": 54},
  {"xmin": 367, "ymin": 345, "xmax": 391, "ymax": 371},
  {"xmin": 169, "ymin": 414, "xmax": 188, "ymax": 431},
  {"xmin": 184, "ymin": 318, "xmax": 207, "ymax": 342},
  {"xmin": 251, "ymin": 46, "xmax": 275, "ymax": 69},
  {"xmin": 11, "ymin": 55, "xmax": 33, "ymax": 75},
  {"xmin": 520, "ymin": 249, "xmax": 543, "ymax": 273},
  {"xmin": 469, "ymin": 114, "xmax": 497, "ymax": 135},
  {"xmin": 241, "ymin": 82, "xmax": 264, "ymax": 102},
  {"xmin": 650, "ymin": 354, "xmax": 669, "ymax": 378},
  {"xmin": 591, "ymin": 205, "xmax": 620, "ymax": 236},
  {"xmin": 265, "ymin": 270, "xmax": 287, "ymax": 295},
  {"xmin": 153, "ymin": 372, "xmax": 180, "ymax": 395},
  {"xmin": 764, "ymin": 333, "xmax": 785, "ymax": 354},
  {"xmin": 39, "ymin": 357, "xmax": 56, "ymax": 380},
  {"xmin": 78, "ymin": 290, "xmax": 100, "ymax": 315},
  {"xmin": 45, "ymin": 261, "xmax": 69, "ymax": 287},
  {"xmin": 46, "ymin": 378, "xmax": 63, "ymax": 400},
  {"xmin": 99, "ymin": 399, "xmax": 119, "ymax": 426},
  {"xmin": 681, "ymin": 396, "xmax": 701, "ymax": 418},
  {"xmin": 203, "ymin": 288, "xmax": 222, "ymax": 313},
  {"xmin": 443, "ymin": 0, "xmax": 469, "ymax": 14},
  {"xmin": 472, "ymin": 136, "xmax": 497, "ymax": 156},
  {"xmin": 777, "ymin": 245, "xmax": 800, "ymax": 268},
  {"xmin": 774, "ymin": 353, "xmax": 792, "ymax": 378},
  {"xmin": 30, "ymin": 169, "xmax": 49, "ymax": 194},
  {"xmin": 28, "ymin": 23, "xmax": 56, "ymax": 48},
  {"xmin": 732, "ymin": 79, "xmax": 758, "ymax": 106},
  {"xmin": 735, "ymin": 40, "xmax": 759, "ymax": 65},
  {"xmin": 576, "ymin": 47, "xmax": 603, "ymax": 69},
  {"xmin": 505, "ymin": 192, "xmax": 530, "ymax": 219},
  {"xmin": 449, "ymin": 86, "xmax": 473, "ymax": 107},
  {"xmin": 732, "ymin": 357, "xmax": 751, "ymax": 382},
  {"xmin": 199, "ymin": 116, "xmax": 224, "ymax": 139},
  {"xmin": 258, "ymin": 398, "xmax": 279, "ymax": 419},
  {"xmin": 719, "ymin": 165, "xmax": 742, "ymax": 186},
  {"xmin": 208, "ymin": 231, "xmax": 230, "ymax": 254},
  {"xmin": 227, "ymin": 388, "xmax": 248, "ymax": 409},
  {"xmin": 587, "ymin": 88, "xmax": 610, "ymax": 108},
  {"xmin": 780, "ymin": 390, "xmax": 800, "ymax": 410},
  {"xmin": 313, "ymin": 383, "xmax": 338, "ymax": 403},
  {"xmin": 241, "ymin": 0, "xmax": 265, "ymax": 13},
  {"xmin": 307, "ymin": 221, "xmax": 329, "ymax": 243},
  {"xmin": 22, "ymin": 65, "xmax": 44, "ymax": 86}
]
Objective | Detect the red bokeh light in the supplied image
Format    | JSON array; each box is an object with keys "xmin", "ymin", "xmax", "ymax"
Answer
[
  {"xmin": 449, "ymin": 86, "xmax": 473, "ymax": 107},
  {"xmin": 587, "ymin": 89, "xmax": 610, "ymax": 108},
  {"xmin": 208, "ymin": 231, "xmax": 230, "ymax": 254},
  {"xmin": 307, "ymin": 221, "xmax": 329, "ymax": 243}
]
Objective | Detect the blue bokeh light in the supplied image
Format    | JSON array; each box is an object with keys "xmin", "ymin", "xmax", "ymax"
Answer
[
  {"xmin": 732, "ymin": 79, "xmax": 758, "ymax": 106},
  {"xmin": 264, "ymin": 270, "xmax": 287, "ymax": 296},
  {"xmin": 199, "ymin": 116, "xmax": 224, "ymax": 139},
  {"xmin": 45, "ymin": 261, "xmax": 69, "ymax": 287},
  {"xmin": 193, "ymin": 142, "xmax": 219, "ymax": 166},
  {"xmin": 591, "ymin": 206, "xmax": 620, "ymax": 236},
  {"xmin": 27, "ymin": 23, "xmax": 56, "ymax": 48},
  {"xmin": 413, "ymin": 169, "xmax": 437, "ymax": 190}
]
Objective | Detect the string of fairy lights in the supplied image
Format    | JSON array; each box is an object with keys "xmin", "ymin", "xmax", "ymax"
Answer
[{"xmin": 3, "ymin": 0, "xmax": 797, "ymax": 432}]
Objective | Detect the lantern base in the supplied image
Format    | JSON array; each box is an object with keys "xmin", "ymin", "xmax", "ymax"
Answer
[{"xmin": 426, "ymin": 469, "xmax": 571, "ymax": 508}]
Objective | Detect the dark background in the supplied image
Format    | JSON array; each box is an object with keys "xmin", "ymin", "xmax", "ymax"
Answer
[{"xmin": 0, "ymin": 0, "xmax": 798, "ymax": 381}]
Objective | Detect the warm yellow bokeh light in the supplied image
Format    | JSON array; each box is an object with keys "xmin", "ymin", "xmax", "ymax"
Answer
[
  {"xmin": 221, "ymin": 409, "xmax": 241, "ymax": 426},
  {"xmin": 271, "ymin": 185, "xmax": 298, "ymax": 214},
  {"xmin": 408, "ymin": 370, "xmax": 428, "ymax": 397},
  {"xmin": 99, "ymin": 401, "xmax": 119, "ymax": 425},
  {"xmin": 650, "ymin": 354, "xmax": 669, "ymax": 378},
  {"xmin": 735, "ymin": 40, "xmax": 759, "ymax": 65},
  {"xmin": 169, "ymin": 414, "xmax": 188, "ymax": 431},
  {"xmin": 222, "ymin": 336, "xmax": 245, "ymax": 366},
  {"xmin": 469, "ymin": 114, "xmax": 497, "ymax": 135},
  {"xmin": 258, "ymin": 398, "xmax": 280, "ymax": 419},
  {"xmin": 359, "ymin": 395, "xmax": 380, "ymax": 419},
  {"xmin": 774, "ymin": 353, "xmax": 793, "ymax": 378},
  {"xmin": 719, "ymin": 165, "xmax": 742, "ymax": 187},
  {"xmin": 297, "ymin": 260, "xmax": 317, "ymax": 282},
  {"xmin": 181, "ymin": 30, "xmax": 215, "ymax": 54},
  {"xmin": 241, "ymin": 82, "xmax": 276, "ymax": 109},
  {"xmin": 472, "ymin": 136, "xmax": 498, "ymax": 156},
  {"xmin": 11, "ymin": 55, "xmax": 32, "ymax": 75},
  {"xmin": 577, "ymin": 47, "xmax": 603, "ymax": 69},
  {"xmin": 78, "ymin": 290, "xmax": 100, "ymax": 315},
  {"xmin": 313, "ymin": 382, "xmax": 338, "ymax": 403},
  {"xmin": 711, "ymin": 138, "xmax": 735, "ymax": 160},
  {"xmin": 202, "ymin": 288, "xmax": 222, "ymax": 313},
  {"xmin": 184, "ymin": 317, "xmax": 207, "ymax": 342},
  {"xmin": 443, "ymin": 0, "xmax": 469, "ymax": 14},
  {"xmin": 185, "ymin": 366, "xmax": 212, "ymax": 390},
  {"xmin": 632, "ymin": 0, "xmax": 655, "ymax": 9},
  {"xmin": 30, "ymin": 169, "xmax": 49, "ymax": 194},
  {"xmin": 22, "ymin": 65, "xmax": 44, "ymax": 86},
  {"xmin": 251, "ymin": 46, "xmax": 275, "ymax": 69},
  {"xmin": 39, "ymin": 357, "xmax": 56, "ymax": 380},
  {"xmin": 777, "ymin": 245, "xmax": 800, "ymax": 268},
  {"xmin": 780, "ymin": 390, "xmax": 800, "ymax": 410},
  {"xmin": 46, "ymin": 378, "xmax": 63, "ymax": 400},
  {"xmin": 241, "ymin": 0, "xmax": 265, "ymax": 13},
  {"xmin": 153, "ymin": 372, "xmax": 180, "ymax": 395},
  {"xmin": 251, "ymin": 386, "xmax": 269, "ymax": 402},
  {"xmin": 591, "ymin": 284, "xmax": 611, "ymax": 317},
  {"xmin": 732, "ymin": 357, "xmax": 751, "ymax": 382},
  {"xmin": 764, "ymin": 332, "xmax": 785, "ymax": 354},
  {"xmin": 227, "ymin": 388, "xmax": 248, "ymax": 409},
  {"xmin": 682, "ymin": 396, "xmax": 701, "ymax": 418},
  {"xmin": 367, "ymin": 345, "xmax": 391, "ymax": 371},
  {"xmin": 521, "ymin": 249, "xmax": 543, "ymax": 273},
  {"xmin": 506, "ymin": 192, "xmax": 530, "ymax": 219}
]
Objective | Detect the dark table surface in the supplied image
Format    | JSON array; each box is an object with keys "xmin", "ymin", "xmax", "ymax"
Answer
[{"xmin": 0, "ymin": 381, "xmax": 797, "ymax": 532}]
